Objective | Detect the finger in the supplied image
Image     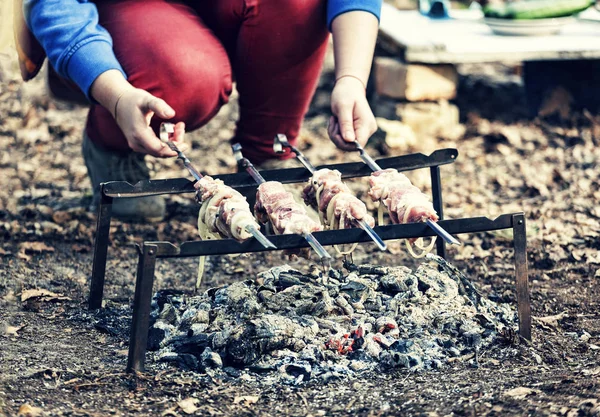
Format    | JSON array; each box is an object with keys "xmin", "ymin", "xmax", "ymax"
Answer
[
  {"xmin": 327, "ymin": 116, "xmax": 336, "ymax": 139},
  {"xmin": 171, "ymin": 122, "xmax": 186, "ymax": 145},
  {"xmin": 145, "ymin": 95, "xmax": 176, "ymax": 120},
  {"xmin": 133, "ymin": 127, "xmax": 176, "ymax": 158},
  {"xmin": 335, "ymin": 104, "xmax": 356, "ymax": 143},
  {"xmin": 355, "ymin": 122, "xmax": 375, "ymax": 147},
  {"xmin": 329, "ymin": 118, "xmax": 359, "ymax": 151}
]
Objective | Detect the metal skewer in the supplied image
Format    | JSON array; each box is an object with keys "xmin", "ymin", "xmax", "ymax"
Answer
[
  {"xmin": 351, "ymin": 139, "xmax": 460, "ymax": 246},
  {"xmin": 159, "ymin": 123, "xmax": 275, "ymax": 249},
  {"xmin": 273, "ymin": 134, "xmax": 387, "ymax": 252},
  {"xmin": 232, "ymin": 143, "xmax": 332, "ymax": 261}
]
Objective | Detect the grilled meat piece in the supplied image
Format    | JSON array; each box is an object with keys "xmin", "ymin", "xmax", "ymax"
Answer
[
  {"xmin": 302, "ymin": 168, "xmax": 375, "ymax": 229},
  {"xmin": 368, "ymin": 168, "xmax": 438, "ymax": 224},
  {"xmin": 255, "ymin": 181, "xmax": 322, "ymax": 235},
  {"xmin": 195, "ymin": 176, "xmax": 259, "ymax": 241}
]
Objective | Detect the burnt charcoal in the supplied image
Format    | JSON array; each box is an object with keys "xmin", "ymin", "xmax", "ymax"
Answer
[
  {"xmin": 147, "ymin": 326, "xmax": 166, "ymax": 351},
  {"xmin": 152, "ymin": 290, "xmax": 185, "ymax": 312},
  {"xmin": 149, "ymin": 261, "xmax": 515, "ymax": 383},
  {"xmin": 390, "ymin": 339, "xmax": 414, "ymax": 354},
  {"xmin": 159, "ymin": 303, "xmax": 179, "ymax": 325},
  {"xmin": 223, "ymin": 367, "xmax": 242, "ymax": 377},
  {"xmin": 168, "ymin": 334, "xmax": 210, "ymax": 355},
  {"xmin": 278, "ymin": 271, "xmax": 312, "ymax": 288},
  {"xmin": 357, "ymin": 264, "xmax": 389, "ymax": 275},
  {"xmin": 159, "ymin": 352, "xmax": 200, "ymax": 371},
  {"xmin": 463, "ymin": 332, "xmax": 483, "ymax": 348},
  {"xmin": 225, "ymin": 315, "xmax": 318, "ymax": 366},
  {"xmin": 328, "ymin": 268, "xmax": 343, "ymax": 281},
  {"xmin": 285, "ymin": 363, "xmax": 312, "ymax": 381}
]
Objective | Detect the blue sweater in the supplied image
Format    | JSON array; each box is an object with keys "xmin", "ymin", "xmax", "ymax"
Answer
[{"xmin": 24, "ymin": 0, "xmax": 382, "ymax": 99}]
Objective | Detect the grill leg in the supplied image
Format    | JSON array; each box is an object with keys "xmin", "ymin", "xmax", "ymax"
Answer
[
  {"xmin": 430, "ymin": 166, "xmax": 446, "ymax": 258},
  {"xmin": 89, "ymin": 186, "xmax": 113, "ymax": 310},
  {"xmin": 512, "ymin": 213, "xmax": 531, "ymax": 341},
  {"xmin": 127, "ymin": 244, "xmax": 158, "ymax": 373}
]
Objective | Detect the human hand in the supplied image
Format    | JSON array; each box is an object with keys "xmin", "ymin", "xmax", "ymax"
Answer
[
  {"xmin": 114, "ymin": 88, "xmax": 187, "ymax": 157},
  {"xmin": 328, "ymin": 76, "xmax": 377, "ymax": 151}
]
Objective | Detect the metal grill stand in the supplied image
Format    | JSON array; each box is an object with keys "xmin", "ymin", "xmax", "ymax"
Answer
[{"xmin": 87, "ymin": 149, "xmax": 530, "ymax": 372}]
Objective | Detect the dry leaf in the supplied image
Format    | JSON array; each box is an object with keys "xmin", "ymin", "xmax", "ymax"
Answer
[
  {"xmin": 177, "ymin": 398, "xmax": 198, "ymax": 415},
  {"xmin": 21, "ymin": 289, "xmax": 70, "ymax": 303},
  {"xmin": 71, "ymin": 244, "xmax": 89, "ymax": 253},
  {"xmin": 505, "ymin": 387, "xmax": 536, "ymax": 399},
  {"xmin": 233, "ymin": 395, "xmax": 260, "ymax": 406},
  {"xmin": 0, "ymin": 247, "xmax": 7, "ymax": 256},
  {"xmin": 17, "ymin": 404, "xmax": 44, "ymax": 417},
  {"xmin": 533, "ymin": 311, "xmax": 568, "ymax": 328},
  {"xmin": 18, "ymin": 242, "xmax": 55, "ymax": 261},
  {"xmin": 3, "ymin": 324, "xmax": 24, "ymax": 337}
]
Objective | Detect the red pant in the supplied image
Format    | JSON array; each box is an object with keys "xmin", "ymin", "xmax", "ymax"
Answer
[{"xmin": 86, "ymin": 0, "xmax": 329, "ymax": 164}]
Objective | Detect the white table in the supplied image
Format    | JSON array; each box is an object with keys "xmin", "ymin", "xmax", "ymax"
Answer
[{"xmin": 379, "ymin": 3, "xmax": 600, "ymax": 64}]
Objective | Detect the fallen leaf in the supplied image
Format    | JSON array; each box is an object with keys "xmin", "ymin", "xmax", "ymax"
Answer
[
  {"xmin": 505, "ymin": 387, "xmax": 537, "ymax": 399},
  {"xmin": 177, "ymin": 398, "xmax": 198, "ymax": 415},
  {"xmin": 3, "ymin": 324, "xmax": 24, "ymax": 337},
  {"xmin": 0, "ymin": 247, "xmax": 7, "ymax": 255},
  {"xmin": 17, "ymin": 404, "xmax": 44, "ymax": 417},
  {"xmin": 71, "ymin": 244, "xmax": 89, "ymax": 253},
  {"xmin": 21, "ymin": 289, "xmax": 71, "ymax": 303},
  {"xmin": 233, "ymin": 395, "xmax": 260, "ymax": 406},
  {"xmin": 19, "ymin": 241, "xmax": 55, "ymax": 254},
  {"xmin": 533, "ymin": 311, "xmax": 568, "ymax": 329}
]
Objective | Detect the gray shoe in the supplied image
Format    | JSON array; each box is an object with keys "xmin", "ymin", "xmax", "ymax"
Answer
[{"xmin": 82, "ymin": 132, "xmax": 166, "ymax": 222}]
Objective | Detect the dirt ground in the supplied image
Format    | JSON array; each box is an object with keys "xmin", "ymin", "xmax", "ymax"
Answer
[{"xmin": 1, "ymin": 41, "xmax": 599, "ymax": 417}]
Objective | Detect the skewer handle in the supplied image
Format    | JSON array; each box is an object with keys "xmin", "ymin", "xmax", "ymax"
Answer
[
  {"xmin": 354, "ymin": 141, "xmax": 383, "ymax": 172},
  {"xmin": 159, "ymin": 123, "xmax": 203, "ymax": 182},
  {"xmin": 244, "ymin": 224, "xmax": 277, "ymax": 249},
  {"xmin": 273, "ymin": 134, "xmax": 316, "ymax": 174},
  {"xmin": 426, "ymin": 219, "xmax": 461, "ymax": 246},
  {"xmin": 232, "ymin": 143, "xmax": 267, "ymax": 184},
  {"xmin": 355, "ymin": 219, "xmax": 387, "ymax": 251}
]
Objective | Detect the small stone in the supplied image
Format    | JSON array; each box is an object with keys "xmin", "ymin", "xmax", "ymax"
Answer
[
  {"xmin": 580, "ymin": 331, "xmax": 591, "ymax": 343},
  {"xmin": 201, "ymin": 348, "xmax": 223, "ymax": 369}
]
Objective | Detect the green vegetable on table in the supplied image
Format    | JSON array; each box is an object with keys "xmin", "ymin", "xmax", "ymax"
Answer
[{"xmin": 483, "ymin": 0, "xmax": 595, "ymax": 19}]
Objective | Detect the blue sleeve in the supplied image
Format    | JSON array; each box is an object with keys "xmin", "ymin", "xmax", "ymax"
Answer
[
  {"xmin": 327, "ymin": 0, "xmax": 382, "ymax": 29},
  {"xmin": 23, "ymin": 0, "xmax": 126, "ymax": 100}
]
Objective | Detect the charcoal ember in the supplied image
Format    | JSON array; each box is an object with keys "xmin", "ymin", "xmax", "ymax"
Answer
[
  {"xmin": 149, "ymin": 261, "xmax": 515, "ymax": 382},
  {"xmin": 375, "ymin": 316, "xmax": 399, "ymax": 336},
  {"xmin": 225, "ymin": 315, "xmax": 318, "ymax": 366}
]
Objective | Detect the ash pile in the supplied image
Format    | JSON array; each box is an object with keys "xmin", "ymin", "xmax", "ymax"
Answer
[{"xmin": 148, "ymin": 255, "xmax": 515, "ymax": 383}]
